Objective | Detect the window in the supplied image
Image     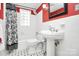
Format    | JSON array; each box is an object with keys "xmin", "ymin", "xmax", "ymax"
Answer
[{"xmin": 20, "ymin": 9, "xmax": 30, "ymax": 26}]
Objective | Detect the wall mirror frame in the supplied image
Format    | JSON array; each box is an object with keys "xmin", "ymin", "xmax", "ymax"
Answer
[{"xmin": 49, "ymin": 3, "xmax": 68, "ymax": 19}]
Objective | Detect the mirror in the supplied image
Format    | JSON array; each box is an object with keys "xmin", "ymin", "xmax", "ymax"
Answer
[
  {"xmin": 75, "ymin": 4, "xmax": 79, "ymax": 11},
  {"xmin": 49, "ymin": 3, "xmax": 68, "ymax": 19}
]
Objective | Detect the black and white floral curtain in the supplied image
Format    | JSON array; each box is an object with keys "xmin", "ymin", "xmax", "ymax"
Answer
[{"xmin": 6, "ymin": 3, "xmax": 18, "ymax": 52}]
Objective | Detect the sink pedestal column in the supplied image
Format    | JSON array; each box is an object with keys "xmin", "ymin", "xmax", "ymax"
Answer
[{"xmin": 47, "ymin": 38, "xmax": 55, "ymax": 56}]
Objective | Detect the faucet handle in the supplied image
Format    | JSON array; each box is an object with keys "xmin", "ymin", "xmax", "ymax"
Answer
[
  {"xmin": 36, "ymin": 32, "xmax": 39, "ymax": 35},
  {"xmin": 49, "ymin": 25, "xmax": 55, "ymax": 31}
]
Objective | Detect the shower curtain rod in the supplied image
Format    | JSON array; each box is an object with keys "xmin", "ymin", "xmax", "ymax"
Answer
[{"xmin": 15, "ymin": 4, "xmax": 37, "ymax": 14}]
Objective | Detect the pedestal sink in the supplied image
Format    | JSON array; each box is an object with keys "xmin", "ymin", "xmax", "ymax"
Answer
[{"xmin": 38, "ymin": 30, "xmax": 64, "ymax": 56}]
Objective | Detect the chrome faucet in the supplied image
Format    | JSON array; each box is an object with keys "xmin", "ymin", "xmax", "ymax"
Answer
[{"xmin": 48, "ymin": 25, "xmax": 58, "ymax": 32}]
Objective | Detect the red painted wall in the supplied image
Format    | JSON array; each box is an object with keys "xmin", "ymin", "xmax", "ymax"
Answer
[
  {"xmin": 16, "ymin": 3, "xmax": 79, "ymax": 22},
  {"xmin": 42, "ymin": 3, "xmax": 49, "ymax": 22},
  {"xmin": 16, "ymin": 7, "xmax": 20, "ymax": 12},
  {"xmin": 0, "ymin": 3, "xmax": 3, "ymax": 19},
  {"xmin": 43, "ymin": 3, "xmax": 79, "ymax": 22},
  {"xmin": 16, "ymin": 6, "xmax": 36, "ymax": 15}
]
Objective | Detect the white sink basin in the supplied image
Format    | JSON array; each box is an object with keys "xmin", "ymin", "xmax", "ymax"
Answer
[
  {"xmin": 37, "ymin": 30, "xmax": 64, "ymax": 56},
  {"xmin": 38, "ymin": 30, "xmax": 64, "ymax": 56},
  {"xmin": 39, "ymin": 30, "xmax": 64, "ymax": 40}
]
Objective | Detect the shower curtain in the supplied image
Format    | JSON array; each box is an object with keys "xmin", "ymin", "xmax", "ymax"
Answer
[{"xmin": 6, "ymin": 3, "xmax": 18, "ymax": 52}]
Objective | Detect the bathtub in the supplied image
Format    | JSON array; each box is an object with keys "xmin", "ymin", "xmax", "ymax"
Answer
[{"xmin": 5, "ymin": 38, "xmax": 47, "ymax": 56}]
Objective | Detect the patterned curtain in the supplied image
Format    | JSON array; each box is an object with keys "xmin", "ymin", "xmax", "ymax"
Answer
[{"xmin": 6, "ymin": 3, "xmax": 18, "ymax": 52}]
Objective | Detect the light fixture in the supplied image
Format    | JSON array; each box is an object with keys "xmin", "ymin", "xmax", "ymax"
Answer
[{"xmin": 42, "ymin": 4, "xmax": 48, "ymax": 9}]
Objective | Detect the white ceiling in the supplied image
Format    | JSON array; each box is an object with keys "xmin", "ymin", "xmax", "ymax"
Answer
[
  {"xmin": 15, "ymin": 3, "xmax": 64, "ymax": 12},
  {"xmin": 15, "ymin": 3, "xmax": 42, "ymax": 10}
]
